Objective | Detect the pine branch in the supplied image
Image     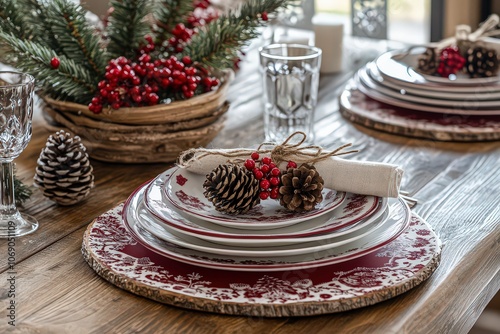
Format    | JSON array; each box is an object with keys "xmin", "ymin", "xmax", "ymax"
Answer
[
  {"xmin": 14, "ymin": 174, "xmax": 33, "ymax": 206},
  {"xmin": 0, "ymin": 31, "xmax": 97, "ymax": 103},
  {"xmin": 184, "ymin": 0, "xmax": 290, "ymax": 70},
  {"xmin": 46, "ymin": 0, "xmax": 107, "ymax": 76},
  {"xmin": 17, "ymin": 0, "xmax": 65, "ymax": 53},
  {"xmin": 153, "ymin": 0, "xmax": 195, "ymax": 41},
  {"xmin": 0, "ymin": 0, "xmax": 30, "ymax": 38},
  {"xmin": 106, "ymin": 0, "xmax": 153, "ymax": 59}
]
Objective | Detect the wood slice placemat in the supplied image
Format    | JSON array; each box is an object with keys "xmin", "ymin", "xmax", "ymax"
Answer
[
  {"xmin": 82, "ymin": 204, "xmax": 441, "ymax": 317},
  {"xmin": 339, "ymin": 83, "xmax": 500, "ymax": 142}
]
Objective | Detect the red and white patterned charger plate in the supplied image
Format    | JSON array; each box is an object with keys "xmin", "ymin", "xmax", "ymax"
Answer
[
  {"xmin": 82, "ymin": 203, "xmax": 441, "ymax": 316},
  {"xmin": 145, "ymin": 170, "xmax": 386, "ymax": 245},
  {"xmin": 163, "ymin": 168, "xmax": 346, "ymax": 229},
  {"xmin": 339, "ymin": 85, "xmax": 500, "ymax": 142}
]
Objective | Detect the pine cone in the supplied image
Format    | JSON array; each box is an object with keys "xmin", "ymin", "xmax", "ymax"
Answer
[
  {"xmin": 465, "ymin": 46, "xmax": 499, "ymax": 78},
  {"xmin": 279, "ymin": 164, "xmax": 324, "ymax": 213},
  {"xmin": 417, "ymin": 47, "xmax": 438, "ymax": 74},
  {"xmin": 203, "ymin": 164, "xmax": 260, "ymax": 215},
  {"xmin": 34, "ymin": 130, "xmax": 94, "ymax": 206}
]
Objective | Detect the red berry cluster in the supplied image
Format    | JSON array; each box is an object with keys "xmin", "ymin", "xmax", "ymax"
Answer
[
  {"xmin": 244, "ymin": 153, "xmax": 298, "ymax": 201},
  {"xmin": 244, "ymin": 153, "xmax": 281, "ymax": 200},
  {"xmin": 88, "ymin": 52, "xmax": 219, "ymax": 113},
  {"xmin": 437, "ymin": 46, "xmax": 466, "ymax": 78},
  {"xmin": 167, "ymin": 0, "xmax": 218, "ymax": 53}
]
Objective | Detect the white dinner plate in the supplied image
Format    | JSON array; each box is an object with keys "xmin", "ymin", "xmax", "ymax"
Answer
[
  {"xmin": 358, "ymin": 67, "xmax": 500, "ymax": 109},
  {"xmin": 375, "ymin": 50, "xmax": 500, "ymax": 92},
  {"xmin": 123, "ymin": 181, "xmax": 411, "ymax": 272},
  {"xmin": 163, "ymin": 167, "xmax": 346, "ymax": 229},
  {"xmin": 145, "ymin": 170, "xmax": 387, "ymax": 245},
  {"xmin": 367, "ymin": 62, "xmax": 500, "ymax": 101},
  {"xmin": 355, "ymin": 73, "xmax": 500, "ymax": 116},
  {"xmin": 392, "ymin": 47, "xmax": 500, "ymax": 85},
  {"xmin": 134, "ymin": 194, "xmax": 390, "ymax": 256}
]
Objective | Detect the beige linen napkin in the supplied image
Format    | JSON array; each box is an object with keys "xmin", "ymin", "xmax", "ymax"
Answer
[{"xmin": 178, "ymin": 148, "xmax": 403, "ymax": 198}]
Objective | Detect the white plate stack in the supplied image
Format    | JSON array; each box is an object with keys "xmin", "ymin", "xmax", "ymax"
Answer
[
  {"xmin": 354, "ymin": 48, "xmax": 500, "ymax": 116},
  {"xmin": 122, "ymin": 167, "xmax": 411, "ymax": 272}
]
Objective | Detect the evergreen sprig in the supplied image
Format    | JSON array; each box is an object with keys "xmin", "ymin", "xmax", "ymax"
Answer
[
  {"xmin": 0, "ymin": 0, "xmax": 290, "ymax": 106},
  {"xmin": 17, "ymin": 0, "xmax": 65, "ymax": 54},
  {"xmin": 0, "ymin": 31, "xmax": 96, "ymax": 102},
  {"xmin": 46, "ymin": 0, "xmax": 107, "ymax": 76},
  {"xmin": 106, "ymin": 0, "xmax": 153, "ymax": 60},
  {"xmin": 184, "ymin": 0, "xmax": 289, "ymax": 69},
  {"xmin": 14, "ymin": 174, "xmax": 33, "ymax": 206},
  {"xmin": 0, "ymin": 0, "xmax": 28, "ymax": 38}
]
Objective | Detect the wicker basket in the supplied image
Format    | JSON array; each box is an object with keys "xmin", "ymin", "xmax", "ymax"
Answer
[{"xmin": 41, "ymin": 71, "xmax": 232, "ymax": 163}]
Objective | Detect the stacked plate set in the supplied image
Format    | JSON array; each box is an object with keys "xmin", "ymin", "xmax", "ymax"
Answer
[
  {"xmin": 339, "ymin": 47, "xmax": 500, "ymax": 141},
  {"xmin": 356, "ymin": 48, "xmax": 500, "ymax": 115},
  {"xmin": 122, "ymin": 166, "xmax": 412, "ymax": 272}
]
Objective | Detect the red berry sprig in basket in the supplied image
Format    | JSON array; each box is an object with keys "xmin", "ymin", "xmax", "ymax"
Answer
[{"xmin": 88, "ymin": 48, "xmax": 219, "ymax": 113}]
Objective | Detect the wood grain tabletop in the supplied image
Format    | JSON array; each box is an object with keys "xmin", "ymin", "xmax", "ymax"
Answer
[{"xmin": 1, "ymin": 40, "xmax": 499, "ymax": 334}]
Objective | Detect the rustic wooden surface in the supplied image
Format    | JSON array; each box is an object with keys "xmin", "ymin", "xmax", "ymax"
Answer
[{"xmin": 1, "ymin": 39, "xmax": 499, "ymax": 333}]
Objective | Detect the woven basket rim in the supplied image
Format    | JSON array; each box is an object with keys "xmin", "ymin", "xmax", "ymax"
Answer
[{"xmin": 41, "ymin": 70, "xmax": 233, "ymax": 125}]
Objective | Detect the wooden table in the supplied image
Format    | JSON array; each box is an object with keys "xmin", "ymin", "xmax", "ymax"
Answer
[{"xmin": 1, "ymin": 39, "xmax": 499, "ymax": 333}]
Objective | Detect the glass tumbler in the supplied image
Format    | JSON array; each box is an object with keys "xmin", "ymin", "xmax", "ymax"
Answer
[
  {"xmin": 259, "ymin": 44, "xmax": 321, "ymax": 143},
  {"xmin": 0, "ymin": 71, "xmax": 38, "ymax": 238}
]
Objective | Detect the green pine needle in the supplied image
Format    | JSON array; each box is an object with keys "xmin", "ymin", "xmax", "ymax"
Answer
[
  {"xmin": 184, "ymin": 0, "xmax": 290, "ymax": 70},
  {"xmin": 0, "ymin": 31, "xmax": 97, "ymax": 103},
  {"xmin": 14, "ymin": 175, "xmax": 33, "ymax": 206},
  {"xmin": 45, "ymin": 0, "xmax": 107, "ymax": 76},
  {"xmin": 106, "ymin": 0, "xmax": 153, "ymax": 59}
]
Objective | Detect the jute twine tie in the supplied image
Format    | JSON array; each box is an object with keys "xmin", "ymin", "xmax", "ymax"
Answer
[{"xmin": 177, "ymin": 131, "xmax": 358, "ymax": 168}]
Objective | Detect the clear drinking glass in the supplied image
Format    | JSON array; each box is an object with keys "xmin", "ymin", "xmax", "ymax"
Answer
[
  {"xmin": 259, "ymin": 44, "xmax": 321, "ymax": 143},
  {"xmin": 0, "ymin": 71, "xmax": 38, "ymax": 238}
]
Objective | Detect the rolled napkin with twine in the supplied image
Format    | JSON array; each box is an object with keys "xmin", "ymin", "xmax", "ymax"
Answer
[{"xmin": 177, "ymin": 132, "xmax": 403, "ymax": 198}]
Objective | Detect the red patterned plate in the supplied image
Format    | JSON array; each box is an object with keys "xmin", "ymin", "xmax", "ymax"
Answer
[
  {"xmin": 145, "ymin": 170, "xmax": 386, "ymax": 246},
  {"xmin": 163, "ymin": 168, "xmax": 346, "ymax": 229},
  {"xmin": 123, "ymin": 182, "xmax": 411, "ymax": 271}
]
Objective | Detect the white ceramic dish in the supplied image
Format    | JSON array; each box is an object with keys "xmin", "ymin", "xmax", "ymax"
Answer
[
  {"xmin": 377, "ymin": 49, "xmax": 500, "ymax": 87},
  {"xmin": 392, "ymin": 48, "xmax": 500, "ymax": 85},
  {"xmin": 358, "ymin": 67, "xmax": 500, "ymax": 109},
  {"xmin": 367, "ymin": 62, "xmax": 500, "ymax": 100},
  {"xmin": 124, "ymin": 181, "xmax": 410, "ymax": 271},
  {"xmin": 134, "ymin": 193, "xmax": 390, "ymax": 256},
  {"xmin": 355, "ymin": 73, "xmax": 500, "ymax": 116},
  {"xmin": 145, "ymin": 171, "xmax": 387, "ymax": 245},
  {"xmin": 163, "ymin": 168, "xmax": 346, "ymax": 229}
]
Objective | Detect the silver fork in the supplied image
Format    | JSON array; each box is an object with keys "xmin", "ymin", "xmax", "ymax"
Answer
[{"xmin": 400, "ymin": 190, "xmax": 418, "ymax": 208}]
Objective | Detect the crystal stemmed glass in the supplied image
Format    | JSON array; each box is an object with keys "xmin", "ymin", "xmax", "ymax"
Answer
[{"xmin": 0, "ymin": 71, "xmax": 38, "ymax": 238}]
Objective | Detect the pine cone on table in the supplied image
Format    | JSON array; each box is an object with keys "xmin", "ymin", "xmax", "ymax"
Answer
[
  {"xmin": 465, "ymin": 46, "xmax": 499, "ymax": 78},
  {"xmin": 279, "ymin": 164, "xmax": 324, "ymax": 213},
  {"xmin": 203, "ymin": 164, "xmax": 260, "ymax": 215},
  {"xmin": 417, "ymin": 47, "xmax": 438, "ymax": 74},
  {"xmin": 34, "ymin": 130, "xmax": 94, "ymax": 206}
]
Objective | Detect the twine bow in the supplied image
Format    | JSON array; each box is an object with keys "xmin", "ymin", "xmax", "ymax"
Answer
[
  {"xmin": 433, "ymin": 14, "xmax": 500, "ymax": 50},
  {"xmin": 177, "ymin": 131, "xmax": 358, "ymax": 168}
]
